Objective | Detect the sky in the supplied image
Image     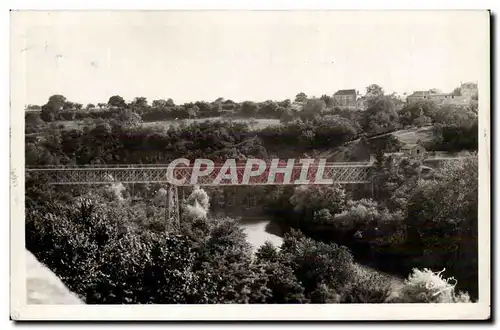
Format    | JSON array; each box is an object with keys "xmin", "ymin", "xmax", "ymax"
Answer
[{"xmin": 12, "ymin": 10, "xmax": 489, "ymax": 106}]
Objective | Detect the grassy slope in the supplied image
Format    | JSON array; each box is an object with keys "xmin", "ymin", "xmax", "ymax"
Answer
[
  {"xmin": 392, "ymin": 126, "xmax": 435, "ymax": 145},
  {"xmin": 54, "ymin": 117, "xmax": 281, "ymax": 132},
  {"xmin": 320, "ymin": 126, "xmax": 436, "ymax": 162}
]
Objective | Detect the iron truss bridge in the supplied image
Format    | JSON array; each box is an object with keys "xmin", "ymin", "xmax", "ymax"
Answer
[{"xmin": 25, "ymin": 162, "xmax": 375, "ymax": 186}]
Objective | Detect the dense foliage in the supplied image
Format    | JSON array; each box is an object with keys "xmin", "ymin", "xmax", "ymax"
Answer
[
  {"xmin": 25, "ymin": 87, "xmax": 479, "ymax": 304},
  {"xmin": 266, "ymin": 156, "xmax": 478, "ymax": 299},
  {"xmin": 25, "ymin": 184, "xmax": 393, "ymax": 304},
  {"xmin": 398, "ymin": 102, "xmax": 478, "ymax": 151}
]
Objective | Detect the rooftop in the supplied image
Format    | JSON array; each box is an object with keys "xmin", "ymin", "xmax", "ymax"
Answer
[
  {"xmin": 334, "ymin": 89, "xmax": 356, "ymax": 96},
  {"xmin": 408, "ymin": 91, "xmax": 430, "ymax": 97},
  {"xmin": 400, "ymin": 144, "xmax": 422, "ymax": 150}
]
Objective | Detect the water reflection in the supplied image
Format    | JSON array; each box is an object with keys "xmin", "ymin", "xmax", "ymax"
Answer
[{"xmin": 237, "ymin": 217, "xmax": 284, "ymax": 252}]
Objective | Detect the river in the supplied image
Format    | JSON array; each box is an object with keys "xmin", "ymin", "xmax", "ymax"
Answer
[
  {"xmin": 237, "ymin": 217, "xmax": 284, "ymax": 253},
  {"xmin": 237, "ymin": 216, "xmax": 404, "ymax": 294}
]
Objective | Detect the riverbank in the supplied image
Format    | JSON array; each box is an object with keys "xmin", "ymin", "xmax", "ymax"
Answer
[
  {"xmin": 237, "ymin": 216, "xmax": 283, "ymax": 253},
  {"xmin": 237, "ymin": 216, "xmax": 405, "ymax": 294}
]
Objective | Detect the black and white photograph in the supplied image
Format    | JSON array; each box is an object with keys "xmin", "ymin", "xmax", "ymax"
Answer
[{"xmin": 9, "ymin": 9, "xmax": 490, "ymax": 321}]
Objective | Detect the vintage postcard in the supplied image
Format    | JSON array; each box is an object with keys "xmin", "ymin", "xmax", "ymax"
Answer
[{"xmin": 10, "ymin": 10, "xmax": 490, "ymax": 321}]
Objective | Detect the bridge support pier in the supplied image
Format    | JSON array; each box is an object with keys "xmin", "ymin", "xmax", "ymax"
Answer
[{"xmin": 165, "ymin": 183, "xmax": 180, "ymax": 227}]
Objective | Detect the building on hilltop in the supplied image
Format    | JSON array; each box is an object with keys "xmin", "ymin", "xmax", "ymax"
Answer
[
  {"xmin": 406, "ymin": 91, "xmax": 431, "ymax": 104},
  {"xmin": 407, "ymin": 90, "xmax": 471, "ymax": 105},
  {"xmin": 400, "ymin": 144, "xmax": 426, "ymax": 159},
  {"xmin": 333, "ymin": 89, "xmax": 357, "ymax": 108},
  {"xmin": 427, "ymin": 93, "xmax": 470, "ymax": 105},
  {"xmin": 383, "ymin": 144, "xmax": 427, "ymax": 161},
  {"xmin": 460, "ymin": 82, "xmax": 478, "ymax": 99}
]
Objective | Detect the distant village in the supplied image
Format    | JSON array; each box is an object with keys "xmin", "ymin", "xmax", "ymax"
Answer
[
  {"xmin": 327, "ymin": 81, "xmax": 478, "ymax": 111},
  {"xmin": 24, "ymin": 82, "xmax": 478, "ymax": 113}
]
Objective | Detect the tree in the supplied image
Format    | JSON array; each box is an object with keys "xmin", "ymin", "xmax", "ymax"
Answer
[
  {"xmin": 362, "ymin": 96, "xmax": 399, "ymax": 134},
  {"xmin": 63, "ymin": 101, "xmax": 74, "ymax": 110},
  {"xmin": 192, "ymin": 101, "xmax": 213, "ymax": 117},
  {"xmin": 303, "ymin": 99, "xmax": 326, "ymax": 117},
  {"xmin": 74, "ymin": 103, "xmax": 83, "ymax": 110},
  {"xmin": 367, "ymin": 134, "xmax": 403, "ymax": 153},
  {"xmin": 111, "ymin": 109, "xmax": 142, "ymax": 129},
  {"xmin": 279, "ymin": 109, "xmax": 294, "ymax": 123},
  {"xmin": 406, "ymin": 157, "xmax": 478, "ymax": 298},
  {"xmin": 183, "ymin": 187, "xmax": 210, "ymax": 220},
  {"xmin": 398, "ymin": 100, "xmax": 438, "ymax": 127},
  {"xmin": 108, "ymin": 95, "xmax": 126, "ymax": 108},
  {"xmin": 165, "ymin": 98, "xmax": 175, "ymax": 107},
  {"xmin": 320, "ymin": 94, "xmax": 334, "ymax": 107},
  {"xmin": 86, "ymin": 103, "xmax": 95, "ymax": 110},
  {"xmin": 311, "ymin": 115, "xmax": 358, "ymax": 147},
  {"xmin": 290, "ymin": 184, "xmax": 347, "ymax": 224},
  {"xmin": 187, "ymin": 105, "xmax": 200, "ymax": 119},
  {"xmin": 25, "ymin": 112, "xmax": 44, "ymax": 133},
  {"xmin": 451, "ymin": 87, "xmax": 462, "ymax": 96},
  {"xmin": 333, "ymin": 198, "xmax": 402, "ymax": 234},
  {"xmin": 131, "ymin": 97, "xmax": 148, "ymax": 108},
  {"xmin": 413, "ymin": 114, "xmax": 431, "ymax": 127},
  {"xmin": 258, "ymin": 101, "xmax": 279, "ymax": 117},
  {"xmin": 40, "ymin": 94, "xmax": 67, "ymax": 122},
  {"xmin": 295, "ymin": 92, "xmax": 308, "ymax": 103},
  {"xmin": 432, "ymin": 104, "xmax": 476, "ymax": 126},
  {"xmin": 47, "ymin": 95, "xmax": 67, "ymax": 110},
  {"xmin": 241, "ymin": 101, "xmax": 258, "ymax": 117},
  {"xmin": 190, "ymin": 217, "xmax": 258, "ymax": 303},
  {"xmin": 279, "ymin": 99, "xmax": 292, "ymax": 108},
  {"xmin": 365, "ymin": 84, "xmax": 384, "ymax": 99},
  {"xmin": 152, "ymin": 99, "xmax": 168, "ymax": 109},
  {"xmin": 26, "ymin": 104, "xmax": 41, "ymax": 110},
  {"xmin": 279, "ymin": 230, "xmax": 356, "ymax": 297}
]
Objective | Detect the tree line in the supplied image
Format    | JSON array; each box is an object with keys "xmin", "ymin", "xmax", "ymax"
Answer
[
  {"xmin": 24, "ymin": 84, "xmax": 479, "ymax": 304},
  {"xmin": 263, "ymin": 154, "xmax": 478, "ymax": 299},
  {"xmin": 26, "ymin": 175, "xmax": 474, "ymax": 304}
]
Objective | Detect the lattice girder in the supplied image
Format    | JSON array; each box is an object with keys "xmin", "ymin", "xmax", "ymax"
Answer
[{"xmin": 26, "ymin": 164, "xmax": 375, "ymax": 186}]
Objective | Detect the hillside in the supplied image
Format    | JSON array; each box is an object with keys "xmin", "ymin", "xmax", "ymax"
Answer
[
  {"xmin": 319, "ymin": 126, "xmax": 436, "ymax": 162},
  {"xmin": 392, "ymin": 126, "xmax": 434, "ymax": 145}
]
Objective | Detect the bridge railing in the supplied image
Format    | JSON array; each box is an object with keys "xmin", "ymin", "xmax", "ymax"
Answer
[
  {"xmin": 25, "ymin": 162, "xmax": 376, "ymax": 186},
  {"xmin": 25, "ymin": 161, "xmax": 374, "ymax": 170}
]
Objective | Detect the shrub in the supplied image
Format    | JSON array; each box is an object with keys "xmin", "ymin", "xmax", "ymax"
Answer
[
  {"xmin": 397, "ymin": 268, "xmax": 471, "ymax": 303},
  {"xmin": 280, "ymin": 230, "xmax": 356, "ymax": 296},
  {"xmin": 340, "ymin": 266, "xmax": 394, "ymax": 303}
]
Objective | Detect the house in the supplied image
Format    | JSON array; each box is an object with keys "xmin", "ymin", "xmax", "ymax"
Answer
[
  {"xmin": 355, "ymin": 96, "xmax": 369, "ymax": 111},
  {"xmin": 407, "ymin": 90, "xmax": 471, "ymax": 105},
  {"xmin": 333, "ymin": 89, "xmax": 357, "ymax": 108},
  {"xmin": 400, "ymin": 144, "xmax": 426, "ymax": 158},
  {"xmin": 406, "ymin": 91, "xmax": 431, "ymax": 103},
  {"xmin": 427, "ymin": 93, "xmax": 470, "ymax": 105},
  {"xmin": 460, "ymin": 82, "xmax": 478, "ymax": 99}
]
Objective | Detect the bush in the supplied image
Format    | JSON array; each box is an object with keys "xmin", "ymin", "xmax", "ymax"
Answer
[
  {"xmin": 405, "ymin": 156, "xmax": 478, "ymax": 299},
  {"xmin": 290, "ymin": 184, "xmax": 347, "ymax": 224},
  {"xmin": 340, "ymin": 267, "xmax": 394, "ymax": 303},
  {"xmin": 428, "ymin": 121, "xmax": 478, "ymax": 151},
  {"xmin": 397, "ymin": 268, "xmax": 471, "ymax": 303},
  {"xmin": 279, "ymin": 230, "xmax": 356, "ymax": 296}
]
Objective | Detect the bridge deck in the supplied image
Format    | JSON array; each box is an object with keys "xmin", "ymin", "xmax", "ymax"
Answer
[{"xmin": 26, "ymin": 163, "xmax": 375, "ymax": 186}]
